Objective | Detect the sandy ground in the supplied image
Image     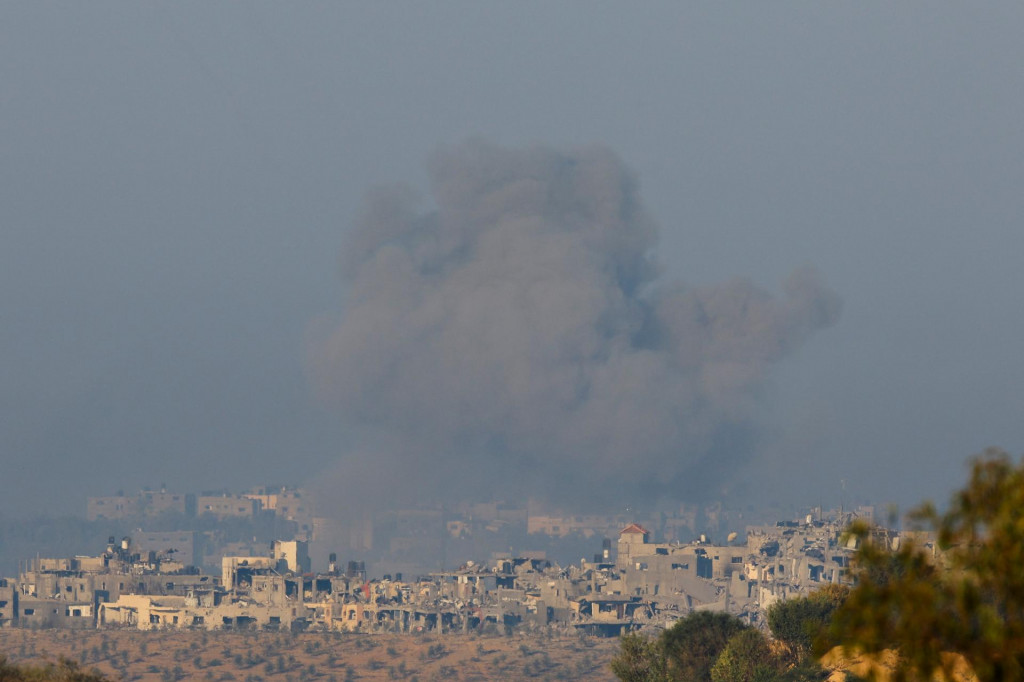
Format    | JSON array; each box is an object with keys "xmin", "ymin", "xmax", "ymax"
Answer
[{"xmin": 0, "ymin": 628, "xmax": 619, "ymax": 681}]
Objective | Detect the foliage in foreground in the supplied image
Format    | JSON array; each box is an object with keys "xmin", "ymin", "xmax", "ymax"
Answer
[
  {"xmin": 709, "ymin": 628, "xmax": 778, "ymax": 682},
  {"xmin": 767, "ymin": 584, "xmax": 848, "ymax": 661},
  {"xmin": 827, "ymin": 447, "xmax": 1024, "ymax": 682},
  {"xmin": 663, "ymin": 611, "xmax": 749, "ymax": 681},
  {"xmin": 0, "ymin": 656, "xmax": 108, "ymax": 682},
  {"xmin": 611, "ymin": 607, "xmax": 832, "ymax": 682},
  {"xmin": 611, "ymin": 631, "xmax": 668, "ymax": 682}
]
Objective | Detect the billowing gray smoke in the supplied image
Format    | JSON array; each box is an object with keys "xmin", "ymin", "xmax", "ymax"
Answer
[{"xmin": 309, "ymin": 141, "xmax": 840, "ymax": 507}]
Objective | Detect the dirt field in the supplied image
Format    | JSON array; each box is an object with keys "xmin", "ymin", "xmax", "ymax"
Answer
[{"xmin": 0, "ymin": 628, "xmax": 619, "ymax": 681}]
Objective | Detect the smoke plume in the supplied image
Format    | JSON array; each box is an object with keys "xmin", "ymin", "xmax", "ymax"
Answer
[{"xmin": 309, "ymin": 141, "xmax": 840, "ymax": 507}]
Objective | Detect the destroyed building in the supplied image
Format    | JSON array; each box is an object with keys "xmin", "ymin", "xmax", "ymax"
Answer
[{"xmin": 1, "ymin": 506, "xmax": 913, "ymax": 637}]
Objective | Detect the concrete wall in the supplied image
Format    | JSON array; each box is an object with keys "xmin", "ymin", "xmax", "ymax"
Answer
[
  {"xmin": 197, "ymin": 495, "xmax": 260, "ymax": 519},
  {"xmin": 132, "ymin": 531, "xmax": 197, "ymax": 567},
  {"xmin": 86, "ymin": 496, "xmax": 139, "ymax": 521},
  {"xmin": 0, "ymin": 581, "xmax": 16, "ymax": 627},
  {"xmin": 139, "ymin": 491, "xmax": 194, "ymax": 516}
]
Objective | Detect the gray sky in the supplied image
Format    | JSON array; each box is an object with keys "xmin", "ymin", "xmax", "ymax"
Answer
[{"xmin": 2, "ymin": 2, "xmax": 1023, "ymax": 516}]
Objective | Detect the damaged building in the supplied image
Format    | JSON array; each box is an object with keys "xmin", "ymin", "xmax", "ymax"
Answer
[{"xmin": 1, "ymin": 507, "xmax": 915, "ymax": 637}]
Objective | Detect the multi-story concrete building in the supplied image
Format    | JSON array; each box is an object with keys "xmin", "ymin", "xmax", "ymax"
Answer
[
  {"xmin": 0, "ymin": 579, "xmax": 16, "ymax": 627},
  {"xmin": 86, "ymin": 495, "xmax": 140, "ymax": 521},
  {"xmin": 131, "ymin": 530, "xmax": 198, "ymax": 567},
  {"xmin": 4, "ymin": 505, "xmax": 911, "ymax": 636},
  {"xmin": 197, "ymin": 494, "xmax": 261, "ymax": 519}
]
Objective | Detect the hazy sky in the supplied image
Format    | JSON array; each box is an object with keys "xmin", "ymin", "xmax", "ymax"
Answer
[{"xmin": 2, "ymin": 3, "xmax": 1023, "ymax": 516}]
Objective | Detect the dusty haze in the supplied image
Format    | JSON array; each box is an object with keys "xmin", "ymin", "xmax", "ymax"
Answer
[
  {"xmin": 2, "ymin": 3, "xmax": 1024, "ymax": 517},
  {"xmin": 308, "ymin": 141, "xmax": 840, "ymax": 508}
]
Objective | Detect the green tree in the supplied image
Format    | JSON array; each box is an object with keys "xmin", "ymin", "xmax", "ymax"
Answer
[
  {"xmin": 828, "ymin": 447, "xmax": 1024, "ymax": 682},
  {"xmin": 663, "ymin": 611, "xmax": 749, "ymax": 682},
  {"xmin": 610, "ymin": 632, "xmax": 667, "ymax": 682},
  {"xmin": 710, "ymin": 629, "xmax": 779, "ymax": 682},
  {"xmin": 612, "ymin": 611, "xmax": 750, "ymax": 682},
  {"xmin": 767, "ymin": 585, "xmax": 849, "ymax": 661}
]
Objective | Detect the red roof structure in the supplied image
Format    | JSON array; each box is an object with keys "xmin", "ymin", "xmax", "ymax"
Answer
[{"xmin": 619, "ymin": 523, "xmax": 650, "ymax": 536}]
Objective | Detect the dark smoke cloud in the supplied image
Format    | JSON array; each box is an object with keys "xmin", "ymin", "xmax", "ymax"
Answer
[{"xmin": 309, "ymin": 141, "xmax": 840, "ymax": 507}]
